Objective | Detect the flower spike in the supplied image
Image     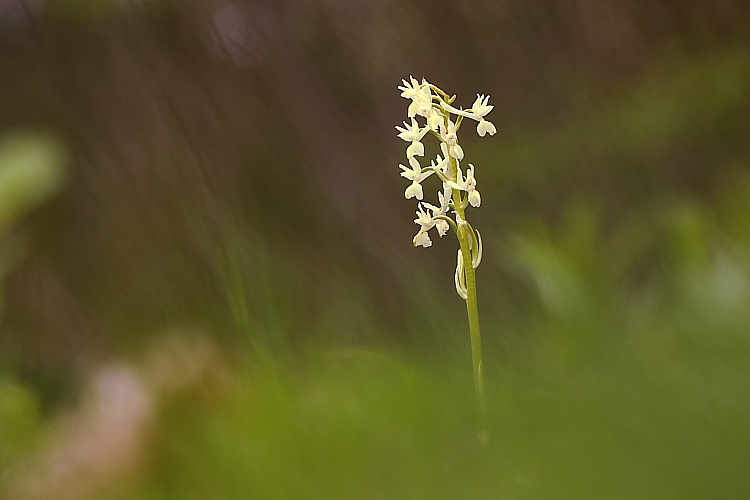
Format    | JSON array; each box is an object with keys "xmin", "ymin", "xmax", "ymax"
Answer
[{"xmin": 396, "ymin": 77, "xmax": 495, "ymax": 444}]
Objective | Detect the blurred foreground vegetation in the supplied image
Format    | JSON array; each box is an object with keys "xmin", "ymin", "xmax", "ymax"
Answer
[{"xmin": 1, "ymin": 0, "xmax": 750, "ymax": 498}]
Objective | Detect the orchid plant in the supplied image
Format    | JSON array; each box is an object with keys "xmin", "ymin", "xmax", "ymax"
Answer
[{"xmin": 396, "ymin": 77, "xmax": 496, "ymax": 443}]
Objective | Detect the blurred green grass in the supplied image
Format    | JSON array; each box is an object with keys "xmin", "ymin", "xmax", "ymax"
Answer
[
  {"xmin": 98, "ymin": 309, "xmax": 747, "ymax": 500},
  {"xmin": 3, "ymin": 315, "xmax": 749, "ymax": 499}
]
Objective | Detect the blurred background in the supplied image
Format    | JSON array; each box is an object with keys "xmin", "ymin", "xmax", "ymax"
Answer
[{"xmin": 0, "ymin": 0, "xmax": 749, "ymax": 498}]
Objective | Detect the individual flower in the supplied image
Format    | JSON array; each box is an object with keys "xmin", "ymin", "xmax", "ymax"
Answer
[
  {"xmin": 440, "ymin": 94, "xmax": 497, "ymax": 137},
  {"xmin": 400, "ymin": 77, "xmax": 443, "ymax": 130},
  {"xmin": 395, "ymin": 118, "xmax": 429, "ymax": 158},
  {"xmin": 446, "ymin": 163, "xmax": 481, "ymax": 207},
  {"xmin": 424, "ymin": 186, "xmax": 452, "ymax": 237},
  {"xmin": 413, "ymin": 203, "xmax": 436, "ymax": 247},
  {"xmin": 399, "ymin": 156, "xmax": 433, "ymax": 200},
  {"xmin": 439, "ymin": 120, "xmax": 464, "ymax": 160}
]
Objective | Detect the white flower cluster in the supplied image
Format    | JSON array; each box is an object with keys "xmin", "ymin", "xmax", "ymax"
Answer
[{"xmin": 396, "ymin": 77, "xmax": 494, "ymax": 298}]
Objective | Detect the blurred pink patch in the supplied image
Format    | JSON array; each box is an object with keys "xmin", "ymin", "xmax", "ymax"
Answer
[
  {"xmin": 5, "ymin": 365, "xmax": 152, "ymax": 500},
  {"xmin": 2, "ymin": 332, "xmax": 226, "ymax": 500}
]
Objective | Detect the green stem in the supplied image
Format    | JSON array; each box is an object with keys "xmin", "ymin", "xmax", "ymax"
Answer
[{"xmin": 450, "ymin": 156, "xmax": 488, "ymax": 445}]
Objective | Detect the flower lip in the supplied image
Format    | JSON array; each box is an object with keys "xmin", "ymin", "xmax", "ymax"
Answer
[
  {"xmin": 406, "ymin": 141, "xmax": 424, "ymax": 158},
  {"xmin": 413, "ymin": 230, "xmax": 432, "ymax": 247},
  {"xmin": 404, "ymin": 181, "xmax": 424, "ymax": 200},
  {"xmin": 477, "ymin": 119, "xmax": 497, "ymax": 137}
]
